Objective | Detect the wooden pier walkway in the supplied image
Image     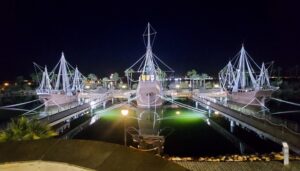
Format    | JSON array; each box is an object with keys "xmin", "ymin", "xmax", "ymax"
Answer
[{"xmin": 192, "ymin": 95, "xmax": 300, "ymax": 154}]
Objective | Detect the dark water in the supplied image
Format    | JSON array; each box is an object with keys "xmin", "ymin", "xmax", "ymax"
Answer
[
  {"xmin": 74, "ymin": 100, "xmax": 283, "ymax": 157},
  {"xmin": 0, "ymin": 95, "xmax": 39, "ymax": 124},
  {"xmin": 267, "ymin": 99, "xmax": 300, "ymax": 125}
]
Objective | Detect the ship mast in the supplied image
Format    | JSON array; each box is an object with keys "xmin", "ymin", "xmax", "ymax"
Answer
[
  {"xmin": 219, "ymin": 61, "xmax": 235, "ymax": 90},
  {"xmin": 257, "ymin": 62, "xmax": 271, "ymax": 88},
  {"xmin": 142, "ymin": 22, "xmax": 157, "ymax": 78},
  {"xmin": 54, "ymin": 52, "xmax": 71, "ymax": 94},
  {"xmin": 72, "ymin": 66, "xmax": 83, "ymax": 92},
  {"xmin": 232, "ymin": 45, "xmax": 258, "ymax": 92},
  {"xmin": 125, "ymin": 23, "xmax": 174, "ymax": 85},
  {"xmin": 38, "ymin": 66, "xmax": 52, "ymax": 92}
]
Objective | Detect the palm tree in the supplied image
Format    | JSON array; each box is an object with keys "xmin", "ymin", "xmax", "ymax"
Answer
[
  {"xmin": 102, "ymin": 77, "xmax": 109, "ymax": 88},
  {"xmin": 200, "ymin": 73, "xmax": 209, "ymax": 88},
  {"xmin": 30, "ymin": 72, "xmax": 42, "ymax": 86},
  {"xmin": 0, "ymin": 117, "xmax": 57, "ymax": 142},
  {"xmin": 88, "ymin": 73, "xmax": 98, "ymax": 83},
  {"xmin": 157, "ymin": 68, "xmax": 167, "ymax": 88},
  {"xmin": 111, "ymin": 72, "xmax": 120, "ymax": 88},
  {"xmin": 186, "ymin": 69, "xmax": 199, "ymax": 89},
  {"xmin": 125, "ymin": 69, "xmax": 134, "ymax": 90}
]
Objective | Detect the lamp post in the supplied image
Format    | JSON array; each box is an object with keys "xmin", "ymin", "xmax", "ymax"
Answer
[{"xmin": 121, "ymin": 109, "xmax": 129, "ymax": 147}]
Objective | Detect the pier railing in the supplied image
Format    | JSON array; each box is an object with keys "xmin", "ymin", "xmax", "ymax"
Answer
[
  {"xmin": 194, "ymin": 93, "xmax": 300, "ymax": 134},
  {"xmin": 193, "ymin": 94, "xmax": 300, "ymax": 154}
]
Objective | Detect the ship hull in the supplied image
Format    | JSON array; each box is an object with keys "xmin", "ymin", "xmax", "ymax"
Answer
[
  {"xmin": 227, "ymin": 89, "xmax": 275, "ymax": 106},
  {"xmin": 136, "ymin": 81, "xmax": 163, "ymax": 108},
  {"xmin": 38, "ymin": 93, "xmax": 78, "ymax": 107}
]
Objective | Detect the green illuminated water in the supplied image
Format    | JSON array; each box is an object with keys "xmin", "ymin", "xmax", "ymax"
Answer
[{"xmin": 74, "ymin": 101, "xmax": 282, "ymax": 156}]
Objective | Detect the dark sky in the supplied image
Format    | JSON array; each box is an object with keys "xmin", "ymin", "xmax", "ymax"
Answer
[{"xmin": 1, "ymin": 0, "xmax": 300, "ymax": 80}]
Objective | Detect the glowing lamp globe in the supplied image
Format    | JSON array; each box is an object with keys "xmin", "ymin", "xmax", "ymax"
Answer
[{"xmin": 121, "ymin": 109, "xmax": 129, "ymax": 116}]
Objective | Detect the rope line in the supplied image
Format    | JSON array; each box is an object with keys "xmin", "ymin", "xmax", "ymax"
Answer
[
  {"xmin": 271, "ymin": 97, "xmax": 300, "ymax": 107},
  {"xmin": 0, "ymin": 99, "xmax": 40, "ymax": 108}
]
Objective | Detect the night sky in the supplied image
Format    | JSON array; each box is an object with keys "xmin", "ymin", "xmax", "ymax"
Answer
[{"xmin": 1, "ymin": 0, "xmax": 300, "ymax": 80}]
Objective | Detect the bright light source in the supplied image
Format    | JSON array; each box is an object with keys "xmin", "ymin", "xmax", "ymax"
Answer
[
  {"xmin": 175, "ymin": 84, "xmax": 180, "ymax": 89},
  {"xmin": 90, "ymin": 101, "xmax": 96, "ymax": 109},
  {"xmin": 206, "ymin": 119, "xmax": 211, "ymax": 125},
  {"xmin": 27, "ymin": 82, "xmax": 32, "ymax": 86},
  {"xmin": 85, "ymin": 85, "xmax": 90, "ymax": 89},
  {"xmin": 90, "ymin": 115, "xmax": 97, "ymax": 125},
  {"xmin": 121, "ymin": 109, "xmax": 129, "ymax": 116},
  {"xmin": 4, "ymin": 82, "xmax": 9, "ymax": 87},
  {"xmin": 176, "ymin": 111, "xmax": 181, "ymax": 115},
  {"xmin": 213, "ymin": 84, "xmax": 220, "ymax": 88},
  {"xmin": 121, "ymin": 85, "xmax": 127, "ymax": 89},
  {"xmin": 214, "ymin": 111, "xmax": 219, "ymax": 115}
]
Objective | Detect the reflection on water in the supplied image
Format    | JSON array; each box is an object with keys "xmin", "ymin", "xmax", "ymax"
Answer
[
  {"xmin": 131, "ymin": 108, "xmax": 165, "ymax": 153},
  {"xmin": 74, "ymin": 102, "xmax": 282, "ymax": 156}
]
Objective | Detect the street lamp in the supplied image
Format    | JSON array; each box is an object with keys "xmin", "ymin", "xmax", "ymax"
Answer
[
  {"xmin": 121, "ymin": 109, "xmax": 128, "ymax": 116},
  {"xmin": 121, "ymin": 109, "xmax": 129, "ymax": 147}
]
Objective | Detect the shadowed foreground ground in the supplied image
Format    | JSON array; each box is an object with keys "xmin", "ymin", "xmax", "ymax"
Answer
[
  {"xmin": 0, "ymin": 139, "xmax": 186, "ymax": 171},
  {"xmin": 1, "ymin": 139, "xmax": 300, "ymax": 171}
]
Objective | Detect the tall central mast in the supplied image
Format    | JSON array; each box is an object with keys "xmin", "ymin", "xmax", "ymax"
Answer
[
  {"xmin": 142, "ymin": 22, "xmax": 156, "ymax": 77},
  {"xmin": 232, "ymin": 45, "xmax": 258, "ymax": 92},
  {"xmin": 55, "ymin": 52, "xmax": 70, "ymax": 93},
  {"xmin": 147, "ymin": 22, "xmax": 151, "ymax": 50}
]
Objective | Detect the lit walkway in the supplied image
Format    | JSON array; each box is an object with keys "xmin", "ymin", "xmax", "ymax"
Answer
[{"xmin": 39, "ymin": 103, "xmax": 90, "ymax": 126}]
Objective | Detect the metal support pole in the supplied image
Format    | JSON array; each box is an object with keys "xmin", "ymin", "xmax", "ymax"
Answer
[
  {"xmin": 282, "ymin": 142, "xmax": 289, "ymax": 165},
  {"xmin": 103, "ymin": 101, "xmax": 106, "ymax": 109},
  {"xmin": 239, "ymin": 142, "xmax": 245, "ymax": 154},
  {"xmin": 230, "ymin": 120, "xmax": 235, "ymax": 133},
  {"xmin": 124, "ymin": 117, "xmax": 127, "ymax": 147},
  {"xmin": 195, "ymin": 101, "xmax": 198, "ymax": 108}
]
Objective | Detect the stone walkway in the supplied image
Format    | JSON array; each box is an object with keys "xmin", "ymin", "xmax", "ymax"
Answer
[{"xmin": 174, "ymin": 161, "xmax": 300, "ymax": 171}]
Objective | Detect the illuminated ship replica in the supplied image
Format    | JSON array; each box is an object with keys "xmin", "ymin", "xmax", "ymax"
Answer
[
  {"xmin": 126, "ymin": 23, "xmax": 174, "ymax": 108},
  {"xmin": 219, "ymin": 45, "xmax": 278, "ymax": 106},
  {"xmin": 35, "ymin": 53, "xmax": 85, "ymax": 107}
]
